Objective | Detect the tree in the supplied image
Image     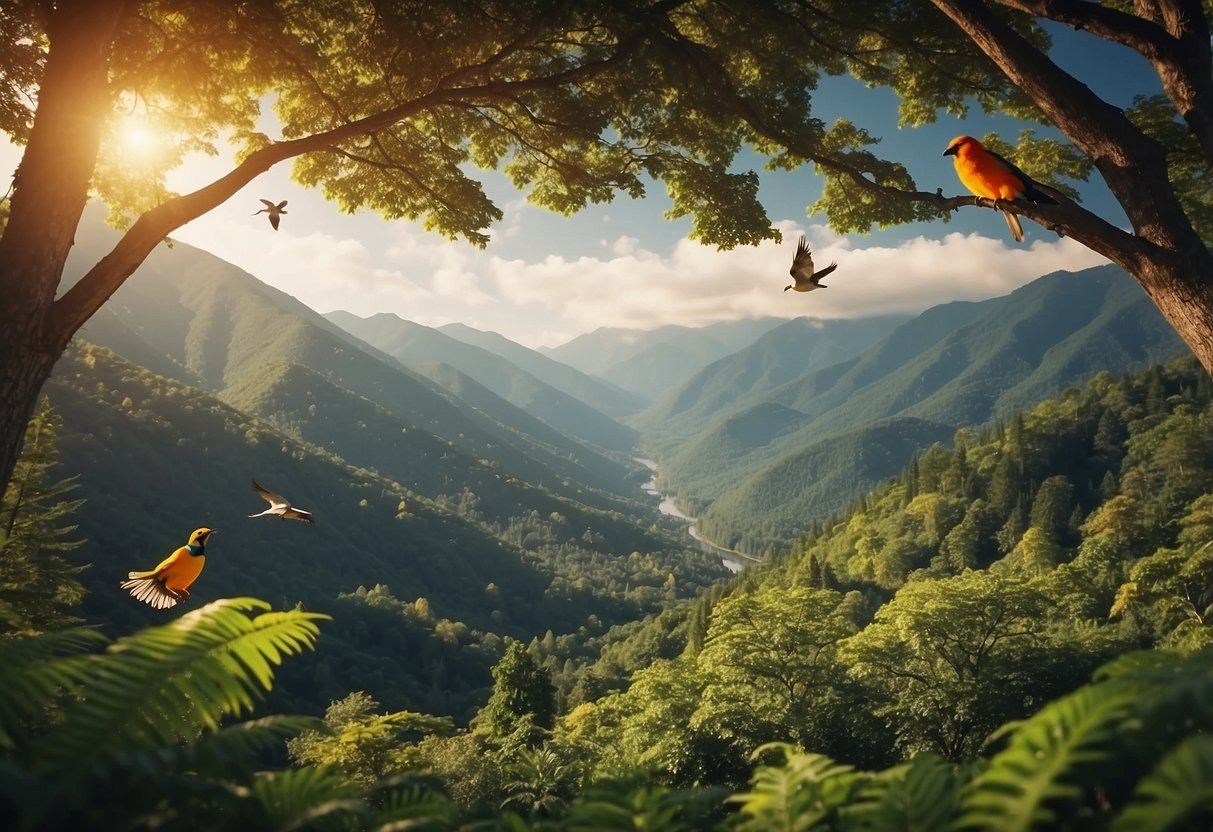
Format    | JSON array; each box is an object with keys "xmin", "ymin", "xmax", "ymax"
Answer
[
  {"xmin": 3, "ymin": 0, "xmax": 1212, "ymax": 493},
  {"xmin": 475, "ymin": 641, "xmax": 556, "ymax": 746},
  {"xmin": 843, "ymin": 570, "xmax": 1058, "ymax": 760},
  {"xmin": 0, "ymin": 397, "xmax": 85, "ymax": 633}
]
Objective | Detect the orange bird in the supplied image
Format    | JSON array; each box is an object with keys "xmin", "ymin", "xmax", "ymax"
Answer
[
  {"xmin": 120, "ymin": 528, "xmax": 216, "ymax": 609},
  {"xmin": 944, "ymin": 135, "xmax": 1057, "ymax": 242}
]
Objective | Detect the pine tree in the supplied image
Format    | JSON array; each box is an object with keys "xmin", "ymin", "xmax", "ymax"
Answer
[
  {"xmin": 0, "ymin": 398, "xmax": 85, "ymax": 633},
  {"xmin": 474, "ymin": 641, "xmax": 556, "ymax": 747}
]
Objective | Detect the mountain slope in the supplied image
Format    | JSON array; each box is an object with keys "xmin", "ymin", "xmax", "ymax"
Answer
[
  {"xmin": 64, "ymin": 209, "xmax": 638, "ymax": 512},
  {"xmin": 541, "ymin": 319, "xmax": 787, "ymax": 398},
  {"xmin": 652, "ymin": 265, "xmax": 1189, "ymax": 554},
  {"xmin": 326, "ymin": 311, "xmax": 637, "ymax": 452},
  {"xmin": 634, "ymin": 315, "xmax": 912, "ymax": 444},
  {"xmin": 438, "ymin": 321, "xmax": 644, "ymax": 418}
]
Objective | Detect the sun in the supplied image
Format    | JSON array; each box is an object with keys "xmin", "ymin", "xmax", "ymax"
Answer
[{"xmin": 119, "ymin": 121, "xmax": 161, "ymax": 155}]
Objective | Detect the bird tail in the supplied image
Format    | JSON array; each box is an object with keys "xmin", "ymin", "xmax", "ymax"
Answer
[
  {"xmin": 1002, "ymin": 209, "xmax": 1024, "ymax": 242},
  {"xmin": 120, "ymin": 575, "xmax": 179, "ymax": 609}
]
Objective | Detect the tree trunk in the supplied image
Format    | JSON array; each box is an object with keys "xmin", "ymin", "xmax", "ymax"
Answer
[{"xmin": 0, "ymin": 328, "xmax": 62, "ymax": 502}]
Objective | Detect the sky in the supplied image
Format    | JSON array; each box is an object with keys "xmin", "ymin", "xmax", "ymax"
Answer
[{"xmin": 2, "ymin": 23, "xmax": 1161, "ymax": 349}]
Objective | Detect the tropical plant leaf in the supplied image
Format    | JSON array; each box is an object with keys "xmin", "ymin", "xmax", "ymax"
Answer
[
  {"xmin": 957, "ymin": 684, "xmax": 1136, "ymax": 831},
  {"xmin": 730, "ymin": 744, "xmax": 860, "ymax": 832},
  {"xmin": 1113, "ymin": 735, "xmax": 1213, "ymax": 832},
  {"xmin": 369, "ymin": 773, "xmax": 459, "ymax": 831},
  {"xmin": 847, "ymin": 752, "xmax": 960, "ymax": 831},
  {"xmin": 43, "ymin": 598, "xmax": 327, "ymax": 763},
  {"xmin": 250, "ymin": 765, "xmax": 363, "ymax": 832},
  {"xmin": 0, "ymin": 625, "xmax": 105, "ymax": 749}
]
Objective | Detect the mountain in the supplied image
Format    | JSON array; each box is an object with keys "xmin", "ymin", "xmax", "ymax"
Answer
[
  {"xmin": 633, "ymin": 315, "xmax": 913, "ymax": 444},
  {"xmin": 325, "ymin": 311, "xmax": 637, "ymax": 453},
  {"xmin": 541, "ymin": 319, "xmax": 787, "ymax": 399},
  {"xmin": 437, "ymin": 322, "xmax": 644, "ymax": 419},
  {"xmin": 65, "ymin": 209, "xmax": 640, "ymax": 515},
  {"xmin": 651, "ymin": 265, "xmax": 1189, "ymax": 554}
]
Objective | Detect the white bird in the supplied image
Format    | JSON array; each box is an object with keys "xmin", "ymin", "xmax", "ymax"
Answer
[
  {"xmin": 249, "ymin": 479, "xmax": 315, "ymax": 524},
  {"xmin": 785, "ymin": 236, "xmax": 838, "ymax": 293},
  {"xmin": 253, "ymin": 199, "xmax": 288, "ymax": 230}
]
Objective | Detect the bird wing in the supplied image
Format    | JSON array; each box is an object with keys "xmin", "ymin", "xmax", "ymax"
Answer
[
  {"xmin": 985, "ymin": 151, "xmax": 1058, "ymax": 204},
  {"xmin": 789, "ymin": 236, "xmax": 816, "ymax": 285},
  {"xmin": 810, "ymin": 262, "xmax": 838, "ymax": 284},
  {"xmin": 284, "ymin": 507, "xmax": 316, "ymax": 524},
  {"xmin": 276, "ymin": 200, "xmax": 288, "ymax": 210},
  {"xmin": 252, "ymin": 479, "xmax": 290, "ymax": 510},
  {"xmin": 120, "ymin": 575, "xmax": 179, "ymax": 609},
  {"xmin": 259, "ymin": 198, "xmax": 277, "ymax": 210}
]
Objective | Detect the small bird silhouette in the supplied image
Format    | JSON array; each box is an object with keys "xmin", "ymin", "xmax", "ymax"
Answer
[
  {"xmin": 253, "ymin": 199, "xmax": 288, "ymax": 230},
  {"xmin": 249, "ymin": 479, "xmax": 315, "ymax": 525},
  {"xmin": 785, "ymin": 236, "xmax": 837, "ymax": 293},
  {"xmin": 120, "ymin": 527, "xmax": 216, "ymax": 609},
  {"xmin": 943, "ymin": 135, "xmax": 1058, "ymax": 242}
]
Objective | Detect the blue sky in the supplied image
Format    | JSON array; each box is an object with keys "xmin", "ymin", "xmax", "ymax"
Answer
[{"xmin": 2, "ymin": 22, "xmax": 1160, "ymax": 348}]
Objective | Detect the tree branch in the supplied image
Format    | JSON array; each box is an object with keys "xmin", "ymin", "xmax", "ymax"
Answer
[
  {"xmin": 930, "ymin": 0, "xmax": 1204, "ymax": 260},
  {"xmin": 994, "ymin": 0, "xmax": 1213, "ymax": 162},
  {"xmin": 47, "ymin": 35, "xmax": 645, "ymax": 342}
]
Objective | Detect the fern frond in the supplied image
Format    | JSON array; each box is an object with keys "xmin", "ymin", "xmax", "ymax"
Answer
[
  {"xmin": 730, "ymin": 747, "xmax": 859, "ymax": 832},
  {"xmin": 958, "ymin": 684, "xmax": 1136, "ymax": 831},
  {"xmin": 44, "ymin": 598, "xmax": 327, "ymax": 762},
  {"xmin": 1112, "ymin": 735, "xmax": 1213, "ymax": 831},
  {"xmin": 251, "ymin": 765, "xmax": 363, "ymax": 832},
  {"xmin": 128, "ymin": 715, "xmax": 326, "ymax": 779},
  {"xmin": 369, "ymin": 774, "xmax": 459, "ymax": 831},
  {"xmin": 0, "ymin": 626, "xmax": 106, "ymax": 749},
  {"xmin": 848, "ymin": 752, "xmax": 960, "ymax": 831}
]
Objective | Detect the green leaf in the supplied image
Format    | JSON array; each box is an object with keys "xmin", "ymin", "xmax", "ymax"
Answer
[
  {"xmin": 1114, "ymin": 735, "xmax": 1213, "ymax": 831},
  {"xmin": 44, "ymin": 597, "xmax": 327, "ymax": 763}
]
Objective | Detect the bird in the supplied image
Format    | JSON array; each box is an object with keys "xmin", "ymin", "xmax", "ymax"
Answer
[
  {"xmin": 249, "ymin": 479, "xmax": 316, "ymax": 525},
  {"xmin": 785, "ymin": 236, "xmax": 838, "ymax": 293},
  {"xmin": 253, "ymin": 199, "xmax": 288, "ymax": 230},
  {"xmin": 943, "ymin": 135, "xmax": 1058, "ymax": 242},
  {"xmin": 120, "ymin": 527, "xmax": 216, "ymax": 609}
]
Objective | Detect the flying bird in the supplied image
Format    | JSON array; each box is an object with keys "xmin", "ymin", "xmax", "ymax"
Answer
[
  {"xmin": 120, "ymin": 527, "xmax": 216, "ymax": 609},
  {"xmin": 253, "ymin": 198, "xmax": 288, "ymax": 230},
  {"xmin": 785, "ymin": 236, "xmax": 838, "ymax": 293},
  {"xmin": 249, "ymin": 479, "xmax": 315, "ymax": 525},
  {"xmin": 943, "ymin": 135, "xmax": 1058, "ymax": 242}
]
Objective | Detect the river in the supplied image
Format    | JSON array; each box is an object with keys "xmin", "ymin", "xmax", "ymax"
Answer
[{"xmin": 635, "ymin": 457, "xmax": 758, "ymax": 573}]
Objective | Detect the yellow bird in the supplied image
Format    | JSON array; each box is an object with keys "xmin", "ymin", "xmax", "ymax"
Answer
[
  {"xmin": 943, "ymin": 135, "xmax": 1058, "ymax": 242},
  {"xmin": 120, "ymin": 528, "xmax": 216, "ymax": 609}
]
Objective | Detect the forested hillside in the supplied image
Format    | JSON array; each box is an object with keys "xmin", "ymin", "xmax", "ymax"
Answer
[
  {"xmin": 649, "ymin": 266, "xmax": 1188, "ymax": 554},
  {"xmin": 39, "ymin": 343, "xmax": 727, "ymax": 719},
  {"xmin": 8, "ymin": 355, "xmax": 1211, "ymax": 831}
]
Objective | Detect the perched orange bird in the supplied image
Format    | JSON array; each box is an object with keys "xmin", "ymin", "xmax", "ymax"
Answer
[
  {"xmin": 943, "ymin": 135, "xmax": 1057, "ymax": 242},
  {"xmin": 120, "ymin": 528, "xmax": 216, "ymax": 609},
  {"xmin": 785, "ymin": 236, "xmax": 838, "ymax": 293}
]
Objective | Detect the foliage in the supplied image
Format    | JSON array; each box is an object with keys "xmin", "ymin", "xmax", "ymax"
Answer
[
  {"xmin": 0, "ymin": 398, "xmax": 86, "ymax": 633},
  {"xmin": 475, "ymin": 641, "xmax": 557, "ymax": 746}
]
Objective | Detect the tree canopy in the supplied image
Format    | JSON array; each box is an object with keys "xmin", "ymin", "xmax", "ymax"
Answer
[{"xmin": 1, "ymin": 0, "xmax": 1211, "ymax": 490}]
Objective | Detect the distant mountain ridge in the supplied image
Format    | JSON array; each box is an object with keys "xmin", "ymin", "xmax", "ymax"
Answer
[
  {"xmin": 541, "ymin": 318, "xmax": 788, "ymax": 400},
  {"xmin": 649, "ymin": 264, "xmax": 1189, "ymax": 554},
  {"xmin": 325, "ymin": 311, "xmax": 637, "ymax": 453}
]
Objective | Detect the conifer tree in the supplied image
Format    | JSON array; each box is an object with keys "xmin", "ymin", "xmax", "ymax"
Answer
[
  {"xmin": 0, "ymin": 398, "xmax": 85, "ymax": 633},
  {"xmin": 475, "ymin": 641, "xmax": 556, "ymax": 748}
]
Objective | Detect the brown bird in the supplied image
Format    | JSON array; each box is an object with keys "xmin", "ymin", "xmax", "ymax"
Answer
[
  {"xmin": 249, "ymin": 479, "xmax": 315, "ymax": 525},
  {"xmin": 253, "ymin": 199, "xmax": 288, "ymax": 230},
  {"xmin": 785, "ymin": 236, "xmax": 838, "ymax": 293},
  {"xmin": 120, "ymin": 527, "xmax": 216, "ymax": 610}
]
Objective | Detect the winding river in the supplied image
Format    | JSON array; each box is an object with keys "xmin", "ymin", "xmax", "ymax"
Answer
[{"xmin": 635, "ymin": 458, "xmax": 759, "ymax": 573}]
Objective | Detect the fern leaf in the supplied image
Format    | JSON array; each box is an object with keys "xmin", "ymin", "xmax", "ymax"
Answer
[
  {"xmin": 1113, "ymin": 735, "xmax": 1213, "ymax": 832},
  {"xmin": 849, "ymin": 752, "xmax": 959, "ymax": 831},
  {"xmin": 0, "ymin": 626, "xmax": 105, "ymax": 749},
  {"xmin": 250, "ymin": 765, "xmax": 363, "ymax": 832},
  {"xmin": 958, "ymin": 684, "xmax": 1136, "ymax": 831},
  {"xmin": 730, "ymin": 746, "xmax": 858, "ymax": 832},
  {"xmin": 43, "ymin": 598, "xmax": 327, "ymax": 763}
]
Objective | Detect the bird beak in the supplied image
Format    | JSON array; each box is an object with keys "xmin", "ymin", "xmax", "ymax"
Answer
[{"xmin": 943, "ymin": 146, "xmax": 958, "ymax": 156}]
